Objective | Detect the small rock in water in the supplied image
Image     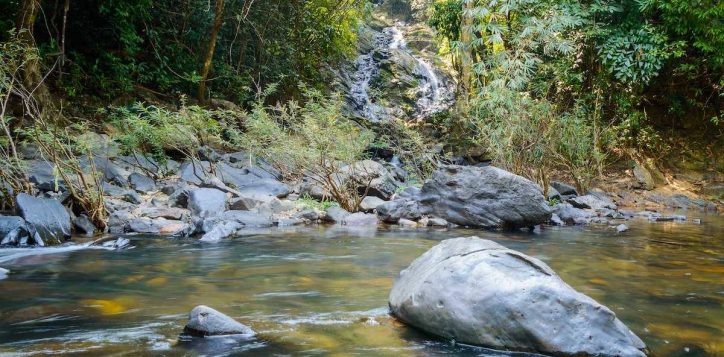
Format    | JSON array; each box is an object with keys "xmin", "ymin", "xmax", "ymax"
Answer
[
  {"xmin": 655, "ymin": 215, "xmax": 686, "ymax": 222},
  {"xmin": 398, "ymin": 218, "xmax": 418, "ymax": 227},
  {"xmin": 616, "ymin": 224, "xmax": 629, "ymax": 233},
  {"xmin": 101, "ymin": 237, "xmax": 133, "ymax": 250},
  {"xmin": 692, "ymin": 219, "xmax": 702, "ymax": 224},
  {"xmin": 0, "ymin": 267, "xmax": 9, "ymax": 280},
  {"xmin": 184, "ymin": 305, "xmax": 255, "ymax": 337}
]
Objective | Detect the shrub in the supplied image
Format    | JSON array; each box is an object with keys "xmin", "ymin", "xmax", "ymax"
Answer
[{"xmin": 241, "ymin": 87, "xmax": 375, "ymax": 211}]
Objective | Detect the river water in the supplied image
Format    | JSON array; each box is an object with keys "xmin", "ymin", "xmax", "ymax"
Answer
[{"xmin": 0, "ymin": 213, "xmax": 721, "ymax": 356}]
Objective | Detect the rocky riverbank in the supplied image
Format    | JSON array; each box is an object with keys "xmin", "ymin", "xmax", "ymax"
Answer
[{"xmin": 0, "ymin": 146, "xmax": 720, "ymax": 249}]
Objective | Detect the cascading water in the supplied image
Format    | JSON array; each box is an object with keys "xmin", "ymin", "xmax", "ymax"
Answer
[{"xmin": 348, "ymin": 22, "xmax": 452, "ymax": 122}]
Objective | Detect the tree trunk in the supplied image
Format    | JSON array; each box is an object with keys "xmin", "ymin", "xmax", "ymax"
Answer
[
  {"xmin": 459, "ymin": 0, "xmax": 474, "ymax": 96},
  {"xmin": 197, "ymin": 0, "xmax": 226, "ymax": 103},
  {"xmin": 15, "ymin": 0, "xmax": 52, "ymax": 109}
]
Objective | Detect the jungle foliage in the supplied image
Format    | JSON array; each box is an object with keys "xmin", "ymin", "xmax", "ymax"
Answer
[
  {"xmin": 429, "ymin": 0, "xmax": 723, "ymax": 191},
  {"xmin": 0, "ymin": 0, "xmax": 367, "ymax": 104}
]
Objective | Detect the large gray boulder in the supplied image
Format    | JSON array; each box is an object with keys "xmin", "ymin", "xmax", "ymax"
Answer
[
  {"xmin": 184, "ymin": 305, "xmax": 255, "ymax": 337},
  {"xmin": 389, "ymin": 237, "xmax": 647, "ymax": 357},
  {"xmin": 15, "ymin": 193, "xmax": 71, "ymax": 245},
  {"xmin": 418, "ymin": 166, "xmax": 551, "ymax": 228},
  {"xmin": 188, "ymin": 188, "xmax": 227, "ymax": 218}
]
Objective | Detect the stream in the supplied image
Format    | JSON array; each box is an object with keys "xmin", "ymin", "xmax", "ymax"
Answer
[{"xmin": 0, "ymin": 213, "xmax": 721, "ymax": 356}]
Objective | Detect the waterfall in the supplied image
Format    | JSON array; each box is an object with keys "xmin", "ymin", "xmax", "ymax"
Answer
[{"xmin": 348, "ymin": 22, "xmax": 452, "ymax": 122}]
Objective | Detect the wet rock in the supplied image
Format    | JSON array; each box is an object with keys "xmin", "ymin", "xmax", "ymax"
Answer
[
  {"xmin": 359, "ymin": 196, "xmax": 385, "ymax": 212},
  {"xmin": 376, "ymin": 199, "xmax": 422, "ymax": 223},
  {"xmin": 418, "ymin": 166, "xmax": 551, "ymax": 228},
  {"xmin": 276, "ymin": 218, "xmax": 306, "ymax": 227},
  {"xmin": 199, "ymin": 211, "xmax": 273, "ymax": 242},
  {"xmin": 616, "ymin": 224, "xmax": 629, "ymax": 233},
  {"xmin": 550, "ymin": 213, "xmax": 564, "ymax": 226},
  {"xmin": 188, "ymin": 188, "xmax": 227, "ymax": 218},
  {"xmin": 553, "ymin": 203, "xmax": 595, "ymax": 225},
  {"xmin": 16, "ymin": 193, "xmax": 71, "ymax": 245},
  {"xmin": 551, "ymin": 181, "xmax": 578, "ymax": 197},
  {"xmin": 184, "ymin": 305, "xmax": 255, "ymax": 337},
  {"xmin": 129, "ymin": 217, "xmax": 187, "ymax": 235},
  {"xmin": 398, "ymin": 218, "xmax": 418, "ymax": 227},
  {"xmin": 568, "ymin": 194, "xmax": 617, "ymax": 211},
  {"xmin": 655, "ymin": 215, "xmax": 687, "ymax": 222},
  {"xmin": 107, "ymin": 210, "xmax": 135, "ymax": 234},
  {"xmin": 323, "ymin": 206, "xmax": 350, "ymax": 223},
  {"xmin": 73, "ymin": 215, "xmax": 96, "ymax": 236},
  {"xmin": 100, "ymin": 237, "xmax": 133, "ymax": 250},
  {"xmin": 342, "ymin": 212, "xmax": 379, "ymax": 226},
  {"xmin": 129, "ymin": 173, "xmax": 156, "ymax": 193},
  {"xmin": 389, "ymin": 237, "xmax": 647, "ymax": 357},
  {"xmin": 0, "ymin": 216, "xmax": 29, "ymax": 245},
  {"xmin": 426, "ymin": 217, "xmax": 449, "ymax": 227}
]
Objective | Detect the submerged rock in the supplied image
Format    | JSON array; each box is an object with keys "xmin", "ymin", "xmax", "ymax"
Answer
[
  {"xmin": 389, "ymin": 237, "xmax": 647, "ymax": 357},
  {"xmin": 16, "ymin": 193, "xmax": 71, "ymax": 245},
  {"xmin": 184, "ymin": 305, "xmax": 255, "ymax": 337},
  {"xmin": 418, "ymin": 166, "xmax": 551, "ymax": 228},
  {"xmin": 199, "ymin": 211, "xmax": 273, "ymax": 242}
]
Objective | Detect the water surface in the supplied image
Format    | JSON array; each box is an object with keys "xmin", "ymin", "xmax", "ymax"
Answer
[{"xmin": 0, "ymin": 214, "xmax": 721, "ymax": 356}]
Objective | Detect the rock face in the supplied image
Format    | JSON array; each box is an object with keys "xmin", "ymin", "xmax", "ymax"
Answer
[
  {"xmin": 184, "ymin": 305, "xmax": 255, "ymax": 337},
  {"xmin": 418, "ymin": 166, "xmax": 551, "ymax": 228},
  {"xmin": 15, "ymin": 194, "xmax": 71, "ymax": 245},
  {"xmin": 389, "ymin": 237, "xmax": 647, "ymax": 357}
]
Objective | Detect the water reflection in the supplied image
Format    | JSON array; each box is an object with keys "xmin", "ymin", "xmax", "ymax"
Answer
[{"xmin": 0, "ymin": 213, "xmax": 721, "ymax": 356}]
